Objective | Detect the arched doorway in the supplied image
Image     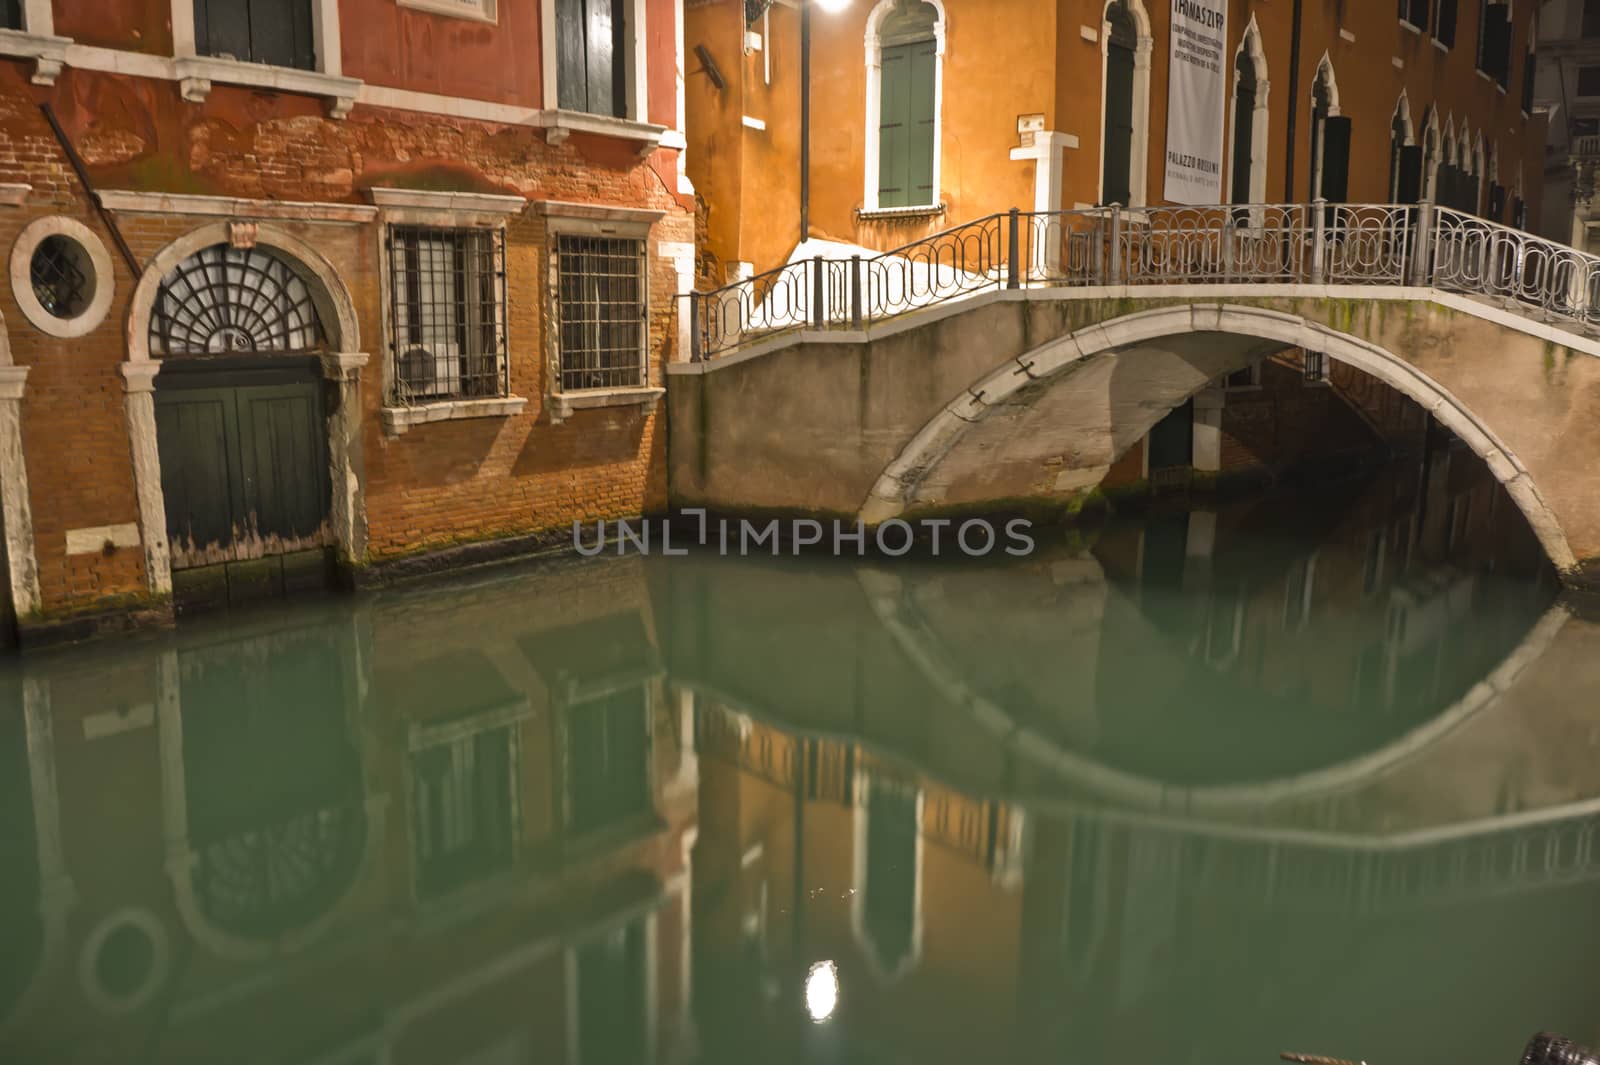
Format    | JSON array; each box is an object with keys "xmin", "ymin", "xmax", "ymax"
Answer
[{"xmin": 147, "ymin": 243, "xmax": 335, "ymax": 606}]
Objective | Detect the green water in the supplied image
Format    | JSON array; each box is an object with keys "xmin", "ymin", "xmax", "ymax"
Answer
[{"xmin": 4, "ymin": 455, "xmax": 1600, "ymax": 1065}]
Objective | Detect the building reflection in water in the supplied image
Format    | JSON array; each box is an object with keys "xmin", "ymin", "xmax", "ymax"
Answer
[{"xmin": 2, "ymin": 453, "xmax": 1600, "ymax": 1064}]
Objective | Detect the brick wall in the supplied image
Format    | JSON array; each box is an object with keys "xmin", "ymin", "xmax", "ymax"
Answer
[{"xmin": 0, "ymin": 63, "xmax": 694, "ymax": 620}]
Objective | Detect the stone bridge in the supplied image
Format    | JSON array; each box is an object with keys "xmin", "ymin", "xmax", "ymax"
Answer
[{"xmin": 669, "ymin": 204, "xmax": 1600, "ymax": 581}]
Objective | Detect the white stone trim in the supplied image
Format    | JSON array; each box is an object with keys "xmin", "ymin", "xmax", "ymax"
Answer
[
  {"xmin": 0, "ymin": 183, "xmax": 30, "ymax": 207},
  {"xmin": 97, "ymin": 189, "xmax": 377, "ymax": 223},
  {"xmin": 542, "ymin": 0, "xmax": 650, "ymax": 124},
  {"xmin": 396, "ymin": 0, "xmax": 497, "ymax": 23},
  {"xmin": 365, "ymin": 187, "xmax": 527, "ymax": 216},
  {"xmin": 65, "ymin": 523, "xmax": 140, "ymax": 556},
  {"xmin": 1097, "ymin": 0, "xmax": 1153, "ymax": 208},
  {"xmin": 0, "ymin": 363, "xmax": 40, "ymax": 619},
  {"xmin": 1226, "ymin": 15, "xmax": 1270, "ymax": 209},
  {"xmin": 381, "ymin": 396, "xmax": 528, "ymax": 435},
  {"xmin": 544, "ymin": 109, "xmax": 668, "ymax": 154},
  {"xmin": 1309, "ymin": 53, "xmax": 1341, "ymax": 200},
  {"xmin": 548, "ymin": 386, "xmax": 664, "ymax": 424},
  {"xmin": 528, "ymin": 199, "xmax": 665, "ymax": 233},
  {"xmin": 10, "ymin": 216, "xmax": 116, "ymax": 340},
  {"xmin": 0, "ymin": 27, "xmax": 69, "ymax": 85},
  {"xmin": 862, "ymin": 0, "xmax": 947, "ymax": 213},
  {"xmin": 173, "ymin": 56, "xmax": 361, "ymax": 119}
]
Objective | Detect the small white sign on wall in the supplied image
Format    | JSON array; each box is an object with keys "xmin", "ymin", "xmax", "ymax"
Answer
[
  {"xmin": 1163, "ymin": 0, "xmax": 1228, "ymax": 205},
  {"xmin": 398, "ymin": 0, "xmax": 498, "ymax": 24}
]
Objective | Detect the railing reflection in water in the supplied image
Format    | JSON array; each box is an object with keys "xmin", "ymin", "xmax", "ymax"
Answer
[{"xmin": 688, "ymin": 200, "xmax": 1600, "ymax": 360}]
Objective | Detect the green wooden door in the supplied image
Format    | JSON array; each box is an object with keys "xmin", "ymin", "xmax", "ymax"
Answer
[{"xmin": 155, "ymin": 378, "xmax": 329, "ymax": 565}]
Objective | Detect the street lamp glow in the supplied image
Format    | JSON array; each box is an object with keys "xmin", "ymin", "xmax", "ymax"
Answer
[
  {"xmin": 814, "ymin": 0, "xmax": 851, "ymax": 12},
  {"xmin": 805, "ymin": 960, "xmax": 839, "ymax": 1023}
]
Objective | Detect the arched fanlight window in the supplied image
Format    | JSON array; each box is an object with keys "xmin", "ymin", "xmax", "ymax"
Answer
[{"xmin": 150, "ymin": 244, "xmax": 328, "ymax": 357}]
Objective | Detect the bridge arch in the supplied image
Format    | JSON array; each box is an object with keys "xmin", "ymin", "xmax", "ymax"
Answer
[{"xmin": 859, "ymin": 304, "xmax": 1577, "ymax": 572}]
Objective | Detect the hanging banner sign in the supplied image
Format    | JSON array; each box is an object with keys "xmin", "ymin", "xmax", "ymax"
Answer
[{"xmin": 1163, "ymin": 0, "xmax": 1228, "ymax": 204}]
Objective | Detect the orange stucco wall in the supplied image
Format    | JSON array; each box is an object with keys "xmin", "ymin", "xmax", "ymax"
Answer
[{"xmin": 687, "ymin": 0, "xmax": 1546, "ymax": 278}]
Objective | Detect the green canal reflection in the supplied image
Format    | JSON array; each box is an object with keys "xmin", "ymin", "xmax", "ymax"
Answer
[{"xmin": 4, "ymin": 456, "xmax": 1600, "ymax": 1065}]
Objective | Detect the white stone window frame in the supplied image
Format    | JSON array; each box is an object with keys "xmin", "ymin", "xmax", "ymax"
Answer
[
  {"xmin": 10, "ymin": 216, "xmax": 116, "ymax": 340},
  {"xmin": 0, "ymin": 0, "xmax": 68, "ymax": 84},
  {"xmin": 1096, "ymin": 0, "xmax": 1153, "ymax": 209},
  {"xmin": 169, "ymin": 0, "xmax": 362, "ymax": 119},
  {"xmin": 532, "ymin": 200, "xmax": 666, "ymax": 423},
  {"xmin": 370, "ymin": 188, "xmax": 531, "ymax": 437},
  {"xmin": 540, "ymin": 0, "xmax": 666, "ymax": 153},
  {"xmin": 1308, "ymin": 53, "xmax": 1341, "ymax": 203},
  {"xmin": 397, "ymin": 0, "xmax": 497, "ymax": 24},
  {"xmin": 1421, "ymin": 106, "xmax": 1441, "ymax": 204},
  {"xmin": 1388, "ymin": 89, "xmax": 1416, "ymax": 203},
  {"xmin": 1225, "ymin": 15, "xmax": 1270, "ymax": 220},
  {"xmin": 861, "ymin": 0, "xmax": 948, "ymax": 217}
]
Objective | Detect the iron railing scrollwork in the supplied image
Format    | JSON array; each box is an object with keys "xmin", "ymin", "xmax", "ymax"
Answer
[{"xmin": 686, "ymin": 198, "xmax": 1600, "ymax": 361}]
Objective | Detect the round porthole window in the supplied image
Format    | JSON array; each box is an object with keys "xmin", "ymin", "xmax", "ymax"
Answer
[{"xmin": 11, "ymin": 216, "xmax": 115, "ymax": 339}]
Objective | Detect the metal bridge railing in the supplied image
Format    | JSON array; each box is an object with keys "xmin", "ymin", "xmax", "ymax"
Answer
[{"xmin": 686, "ymin": 200, "xmax": 1600, "ymax": 361}]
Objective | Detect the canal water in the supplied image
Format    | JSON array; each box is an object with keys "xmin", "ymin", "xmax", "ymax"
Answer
[{"xmin": 3, "ymin": 445, "xmax": 1600, "ymax": 1065}]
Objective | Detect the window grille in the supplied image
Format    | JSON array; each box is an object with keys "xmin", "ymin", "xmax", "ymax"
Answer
[
  {"xmin": 387, "ymin": 226, "xmax": 508, "ymax": 404},
  {"xmin": 1304, "ymin": 351, "xmax": 1329, "ymax": 381},
  {"xmin": 556, "ymin": 235, "xmax": 647, "ymax": 392},
  {"xmin": 30, "ymin": 237, "xmax": 90, "ymax": 320},
  {"xmin": 151, "ymin": 244, "xmax": 327, "ymax": 355}
]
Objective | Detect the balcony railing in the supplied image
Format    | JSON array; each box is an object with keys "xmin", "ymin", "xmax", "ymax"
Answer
[{"xmin": 686, "ymin": 201, "xmax": 1600, "ymax": 361}]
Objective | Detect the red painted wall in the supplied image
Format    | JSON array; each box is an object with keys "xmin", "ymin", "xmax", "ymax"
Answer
[
  {"xmin": 340, "ymin": 0, "xmax": 545, "ymax": 106},
  {"xmin": 52, "ymin": 0, "xmax": 172, "ymax": 55}
]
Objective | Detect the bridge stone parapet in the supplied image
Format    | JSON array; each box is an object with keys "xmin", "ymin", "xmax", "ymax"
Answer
[{"xmin": 667, "ymin": 285, "xmax": 1600, "ymax": 580}]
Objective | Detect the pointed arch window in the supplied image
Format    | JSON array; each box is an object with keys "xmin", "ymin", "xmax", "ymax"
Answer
[
  {"xmin": 1389, "ymin": 93, "xmax": 1420, "ymax": 204},
  {"xmin": 1229, "ymin": 19, "xmax": 1269, "ymax": 211},
  {"xmin": 1421, "ymin": 108, "xmax": 1442, "ymax": 204},
  {"xmin": 864, "ymin": 0, "xmax": 945, "ymax": 213},
  {"xmin": 1309, "ymin": 58, "xmax": 1349, "ymax": 204}
]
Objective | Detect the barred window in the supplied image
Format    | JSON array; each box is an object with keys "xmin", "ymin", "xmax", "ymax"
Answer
[
  {"xmin": 556, "ymin": 235, "xmax": 646, "ymax": 392},
  {"xmin": 387, "ymin": 225, "xmax": 507, "ymax": 404}
]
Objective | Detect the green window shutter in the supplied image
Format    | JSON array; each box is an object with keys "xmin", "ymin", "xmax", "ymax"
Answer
[
  {"xmin": 908, "ymin": 39, "xmax": 937, "ymax": 206},
  {"xmin": 878, "ymin": 43, "xmax": 912, "ymax": 208}
]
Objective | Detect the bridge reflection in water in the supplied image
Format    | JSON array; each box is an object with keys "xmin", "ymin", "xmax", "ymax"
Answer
[{"xmin": 3, "ymin": 459, "xmax": 1599, "ymax": 1065}]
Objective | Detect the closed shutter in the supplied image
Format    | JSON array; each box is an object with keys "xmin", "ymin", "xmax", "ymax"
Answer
[
  {"xmin": 1437, "ymin": 0, "xmax": 1458, "ymax": 46},
  {"xmin": 1102, "ymin": 42, "xmax": 1136, "ymax": 206},
  {"xmin": 878, "ymin": 43, "xmax": 911, "ymax": 207},
  {"xmin": 878, "ymin": 39, "xmax": 937, "ymax": 208},
  {"xmin": 1232, "ymin": 83, "xmax": 1256, "ymax": 204},
  {"xmin": 908, "ymin": 39, "xmax": 937, "ymax": 206},
  {"xmin": 1398, "ymin": 144, "xmax": 1423, "ymax": 204},
  {"xmin": 1514, "ymin": 198, "xmax": 1528, "ymax": 230},
  {"xmin": 556, "ymin": 0, "xmax": 625, "ymax": 117},
  {"xmin": 1321, "ymin": 116, "xmax": 1352, "ymax": 203},
  {"xmin": 195, "ymin": 0, "xmax": 314, "ymax": 68},
  {"xmin": 1489, "ymin": 183, "xmax": 1507, "ymax": 220},
  {"xmin": 0, "ymin": 0, "xmax": 22, "ymax": 30},
  {"xmin": 1483, "ymin": 4, "xmax": 1511, "ymax": 82}
]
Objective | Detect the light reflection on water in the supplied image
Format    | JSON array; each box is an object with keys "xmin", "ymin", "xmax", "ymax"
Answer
[{"xmin": 2, "ymin": 457, "xmax": 1598, "ymax": 1065}]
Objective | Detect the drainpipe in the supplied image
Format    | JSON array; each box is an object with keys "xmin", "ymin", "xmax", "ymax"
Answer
[
  {"xmin": 800, "ymin": 0, "xmax": 812, "ymax": 241},
  {"xmin": 1284, "ymin": 0, "xmax": 1304, "ymax": 202}
]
